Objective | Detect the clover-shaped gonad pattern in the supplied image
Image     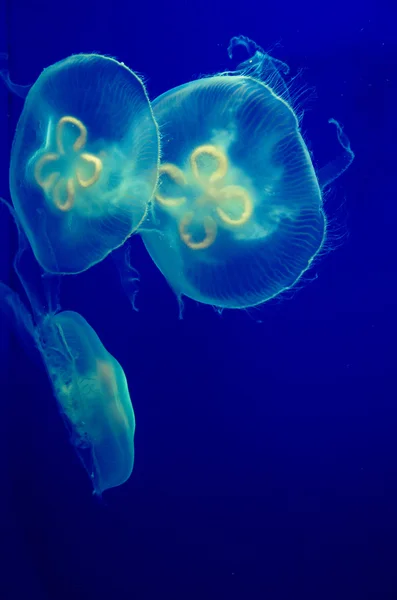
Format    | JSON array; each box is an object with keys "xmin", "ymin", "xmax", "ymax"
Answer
[
  {"xmin": 154, "ymin": 144, "xmax": 253, "ymax": 250},
  {"xmin": 34, "ymin": 116, "xmax": 103, "ymax": 212}
]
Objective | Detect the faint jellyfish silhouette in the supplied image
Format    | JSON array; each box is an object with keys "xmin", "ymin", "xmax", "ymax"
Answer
[
  {"xmin": 0, "ymin": 204, "xmax": 135, "ymax": 494},
  {"xmin": 132, "ymin": 36, "xmax": 354, "ymax": 311},
  {"xmin": 1, "ymin": 53, "xmax": 159, "ymax": 274},
  {"xmin": 39, "ymin": 309, "xmax": 136, "ymax": 494}
]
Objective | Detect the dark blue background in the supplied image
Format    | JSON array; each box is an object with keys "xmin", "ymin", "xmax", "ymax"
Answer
[{"xmin": 0, "ymin": 1, "xmax": 395, "ymax": 598}]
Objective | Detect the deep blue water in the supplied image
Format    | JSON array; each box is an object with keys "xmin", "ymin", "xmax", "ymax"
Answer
[{"xmin": 0, "ymin": 1, "xmax": 395, "ymax": 598}]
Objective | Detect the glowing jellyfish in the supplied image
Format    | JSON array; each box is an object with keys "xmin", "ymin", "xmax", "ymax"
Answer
[
  {"xmin": 38, "ymin": 309, "xmax": 136, "ymax": 494},
  {"xmin": 1, "ymin": 53, "xmax": 159, "ymax": 274},
  {"xmin": 0, "ymin": 206, "xmax": 135, "ymax": 494},
  {"xmin": 136, "ymin": 36, "xmax": 354, "ymax": 310}
]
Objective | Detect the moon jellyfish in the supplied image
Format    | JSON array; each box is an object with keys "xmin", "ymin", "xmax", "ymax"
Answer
[
  {"xmin": 0, "ymin": 206, "xmax": 135, "ymax": 494},
  {"xmin": 136, "ymin": 36, "xmax": 354, "ymax": 310},
  {"xmin": 42, "ymin": 310, "xmax": 136, "ymax": 494},
  {"xmin": 1, "ymin": 53, "xmax": 159, "ymax": 274}
]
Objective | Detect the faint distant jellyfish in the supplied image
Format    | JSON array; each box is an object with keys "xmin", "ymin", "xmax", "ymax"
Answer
[
  {"xmin": 137, "ymin": 36, "xmax": 354, "ymax": 310},
  {"xmin": 0, "ymin": 209, "xmax": 135, "ymax": 494},
  {"xmin": 1, "ymin": 53, "xmax": 159, "ymax": 274},
  {"xmin": 39, "ymin": 309, "xmax": 136, "ymax": 494}
]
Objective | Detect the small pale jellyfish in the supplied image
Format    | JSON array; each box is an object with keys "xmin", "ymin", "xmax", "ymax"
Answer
[
  {"xmin": 136, "ymin": 36, "xmax": 354, "ymax": 310},
  {"xmin": 1, "ymin": 53, "xmax": 159, "ymax": 274},
  {"xmin": 39, "ymin": 310, "xmax": 136, "ymax": 494},
  {"xmin": 0, "ymin": 207, "xmax": 135, "ymax": 494}
]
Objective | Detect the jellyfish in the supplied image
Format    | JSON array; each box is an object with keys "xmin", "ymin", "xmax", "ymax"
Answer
[
  {"xmin": 0, "ymin": 204, "xmax": 135, "ymax": 494},
  {"xmin": 39, "ymin": 309, "xmax": 136, "ymax": 495},
  {"xmin": 132, "ymin": 36, "xmax": 354, "ymax": 311},
  {"xmin": 1, "ymin": 53, "xmax": 159, "ymax": 274}
]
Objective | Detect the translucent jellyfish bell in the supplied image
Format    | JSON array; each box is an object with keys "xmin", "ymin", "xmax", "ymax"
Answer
[
  {"xmin": 0, "ymin": 205, "xmax": 135, "ymax": 494},
  {"xmin": 38, "ymin": 309, "xmax": 136, "ymax": 494},
  {"xmin": 2, "ymin": 53, "xmax": 159, "ymax": 274},
  {"xmin": 138, "ymin": 37, "xmax": 354, "ymax": 310}
]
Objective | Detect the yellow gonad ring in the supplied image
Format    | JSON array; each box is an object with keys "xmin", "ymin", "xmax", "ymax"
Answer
[
  {"xmin": 179, "ymin": 212, "xmax": 217, "ymax": 250},
  {"xmin": 215, "ymin": 185, "xmax": 253, "ymax": 226},
  {"xmin": 53, "ymin": 178, "xmax": 75, "ymax": 212},
  {"xmin": 33, "ymin": 114, "xmax": 103, "ymax": 213},
  {"xmin": 34, "ymin": 153, "xmax": 60, "ymax": 190},
  {"xmin": 56, "ymin": 115, "xmax": 88, "ymax": 154},
  {"xmin": 155, "ymin": 145, "xmax": 252, "ymax": 250},
  {"xmin": 77, "ymin": 153, "xmax": 103, "ymax": 188},
  {"xmin": 155, "ymin": 163, "xmax": 187, "ymax": 207},
  {"xmin": 190, "ymin": 144, "xmax": 228, "ymax": 184}
]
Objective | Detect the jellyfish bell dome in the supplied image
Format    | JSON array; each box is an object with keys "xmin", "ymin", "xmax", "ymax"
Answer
[
  {"xmin": 140, "ymin": 71, "xmax": 326, "ymax": 309},
  {"xmin": 7, "ymin": 53, "xmax": 159, "ymax": 274},
  {"xmin": 138, "ymin": 36, "xmax": 354, "ymax": 311},
  {"xmin": 40, "ymin": 309, "xmax": 136, "ymax": 495}
]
